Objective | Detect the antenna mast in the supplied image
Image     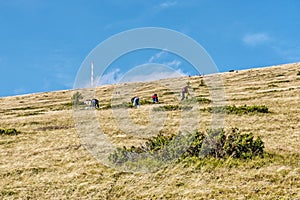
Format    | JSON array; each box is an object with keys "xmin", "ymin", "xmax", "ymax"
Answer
[{"xmin": 91, "ymin": 62, "xmax": 94, "ymax": 87}]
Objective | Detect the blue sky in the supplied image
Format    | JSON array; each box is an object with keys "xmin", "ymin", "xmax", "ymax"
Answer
[{"xmin": 1, "ymin": 0, "xmax": 300, "ymax": 97}]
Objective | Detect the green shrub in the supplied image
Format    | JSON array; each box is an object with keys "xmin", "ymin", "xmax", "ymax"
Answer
[
  {"xmin": 108, "ymin": 128, "xmax": 265, "ymax": 167},
  {"xmin": 196, "ymin": 97, "xmax": 211, "ymax": 104},
  {"xmin": 180, "ymin": 97, "xmax": 211, "ymax": 104},
  {"xmin": 140, "ymin": 99, "xmax": 153, "ymax": 105},
  {"xmin": 0, "ymin": 128, "xmax": 20, "ymax": 135},
  {"xmin": 199, "ymin": 79, "xmax": 206, "ymax": 86},
  {"xmin": 297, "ymin": 71, "xmax": 300, "ymax": 76},
  {"xmin": 202, "ymin": 105, "xmax": 269, "ymax": 114},
  {"xmin": 222, "ymin": 128, "xmax": 264, "ymax": 159},
  {"xmin": 163, "ymin": 91, "xmax": 176, "ymax": 95},
  {"xmin": 101, "ymin": 102, "xmax": 133, "ymax": 110},
  {"xmin": 108, "ymin": 133, "xmax": 175, "ymax": 164},
  {"xmin": 152, "ymin": 105, "xmax": 193, "ymax": 112},
  {"xmin": 101, "ymin": 99, "xmax": 152, "ymax": 110},
  {"xmin": 71, "ymin": 91, "xmax": 83, "ymax": 106}
]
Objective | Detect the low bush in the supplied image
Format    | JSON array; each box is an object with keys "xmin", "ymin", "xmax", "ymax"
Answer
[
  {"xmin": 297, "ymin": 71, "xmax": 300, "ymax": 76},
  {"xmin": 152, "ymin": 105, "xmax": 193, "ymax": 112},
  {"xmin": 101, "ymin": 99, "xmax": 153, "ymax": 110},
  {"xmin": 199, "ymin": 79, "xmax": 206, "ymax": 86},
  {"xmin": 201, "ymin": 105, "xmax": 269, "ymax": 114},
  {"xmin": 71, "ymin": 91, "xmax": 83, "ymax": 106},
  {"xmin": 196, "ymin": 97, "xmax": 211, "ymax": 104},
  {"xmin": 0, "ymin": 128, "xmax": 20, "ymax": 136},
  {"xmin": 108, "ymin": 128, "xmax": 265, "ymax": 167},
  {"xmin": 101, "ymin": 102, "xmax": 133, "ymax": 110},
  {"xmin": 163, "ymin": 91, "xmax": 176, "ymax": 95},
  {"xmin": 178, "ymin": 96, "xmax": 211, "ymax": 105},
  {"xmin": 140, "ymin": 99, "xmax": 153, "ymax": 105}
]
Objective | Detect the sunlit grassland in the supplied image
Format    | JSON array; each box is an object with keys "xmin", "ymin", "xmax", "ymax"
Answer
[{"xmin": 0, "ymin": 63, "xmax": 299, "ymax": 199}]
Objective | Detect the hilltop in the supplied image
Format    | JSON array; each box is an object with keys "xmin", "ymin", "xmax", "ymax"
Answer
[{"xmin": 0, "ymin": 63, "xmax": 299, "ymax": 199}]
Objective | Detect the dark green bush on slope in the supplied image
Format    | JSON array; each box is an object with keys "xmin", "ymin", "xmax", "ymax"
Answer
[
  {"xmin": 108, "ymin": 128, "xmax": 264, "ymax": 165},
  {"xmin": 0, "ymin": 128, "xmax": 20, "ymax": 135},
  {"xmin": 71, "ymin": 91, "xmax": 83, "ymax": 106},
  {"xmin": 202, "ymin": 105, "xmax": 269, "ymax": 114},
  {"xmin": 152, "ymin": 105, "xmax": 193, "ymax": 112}
]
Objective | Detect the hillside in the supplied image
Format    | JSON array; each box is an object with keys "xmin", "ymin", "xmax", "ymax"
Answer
[{"xmin": 0, "ymin": 63, "xmax": 299, "ymax": 199}]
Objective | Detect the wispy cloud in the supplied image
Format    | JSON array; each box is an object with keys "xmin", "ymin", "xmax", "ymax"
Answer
[
  {"xmin": 160, "ymin": 1, "xmax": 177, "ymax": 8},
  {"xmin": 148, "ymin": 49, "xmax": 168, "ymax": 63},
  {"xmin": 272, "ymin": 45, "xmax": 300, "ymax": 62},
  {"xmin": 13, "ymin": 87, "xmax": 26, "ymax": 95},
  {"xmin": 242, "ymin": 33, "xmax": 271, "ymax": 46},
  {"xmin": 163, "ymin": 59, "xmax": 181, "ymax": 68},
  {"xmin": 96, "ymin": 68, "xmax": 122, "ymax": 85},
  {"xmin": 96, "ymin": 64, "xmax": 187, "ymax": 86},
  {"xmin": 121, "ymin": 70, "xmax": 184, "ymax": 83},
  {"xmin": 119, "ymin": 64, "xmax": 187, "ymax": 83}
]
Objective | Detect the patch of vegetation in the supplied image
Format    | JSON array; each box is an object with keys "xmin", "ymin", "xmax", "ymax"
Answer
[
  {"xmin": 196, "ymin": 97, "xmax": 211, "ymax": 104},
  {"xmin": 10, "ymin": 106, "xmax": 37, "ymax": 111},
  {"xmin": 36, "ymin": 125, "xmax": 74, "ymax": 131},
  {"xmin": 101, "ymin": 99, "xmax": 154, "ymax": 110},
  {"xmin": 16, "ymin": 111, "xmax": 45, "ymax": 117},
  {"xmin": 108, "ymin": 128, "xmax": 265, "ymax": 169},
  {"xmin": 72, "ymin": 91, "xmax": 83, "ymax": 106},
  {"xmin": 46, "ymin": 102, "xmax": 73, "ymax": 111},
  {"xmin": 245, "ymin": 87, "xmax": 261, "ymax": 90},
  {"xmin": 1, "ymin": 190, "xmax": 17, "ymax": 196},
  {"xmin": 271, "ymin": 80, "xmax": 290, "ymax": 84},
  {"xmin": 268, "ymin": 83, "xmax": 278, "ymax": 88},
  {"xmin": 101, "ymin": 102, "xmax": 133, "ymax": 110},
  {"xmin": 297, "ymin": 71, "xmax": 300, "ymax": 76},
  {"xmin": 140, "ymin": 99, "xmax": 153, "ymax": 105},
  {"xmin": 163, "ymin": 91, "xmax": 176, "ymax": 95},
  {"xmin": 179, "ymin": 97, "xmax": 211, "ymax": 104},
  {"xmin": 0, "ymin": 128, "xmax": 20, "ymax": 136},
  {"xmin": 152, "ymin": 105, "xmax": 193, "ymax": 112},
  {"xmin": 201, "ymin": 105, "xmax": 269, "ymax": 114},
  {"xmin": 199, "ymin": 79, "xmax": 206, "ymax": 86}
]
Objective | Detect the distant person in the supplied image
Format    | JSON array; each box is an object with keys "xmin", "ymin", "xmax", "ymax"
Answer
[
  {"xmin": 85, "ymin": 99, "xmax": 92, "ymax": 109},
  {"xmin": 131, "ymin": 96, "xmax": 140, "ymax": 108},
  {"xmin": 152, "ymin": 94, "xmax": 158, "ymax": 103},
  {"xmin": 181, "ymin": 86, "xmax": 190, "ymax": 100},
  {"xmin": 91, "ymin": 98, "xmax": 99, "ymax": 108}
]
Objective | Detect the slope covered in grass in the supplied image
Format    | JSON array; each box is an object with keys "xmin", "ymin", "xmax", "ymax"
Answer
[{"xmin": 0, "ymin": 63, "xmax": 299, "ymax": 199}]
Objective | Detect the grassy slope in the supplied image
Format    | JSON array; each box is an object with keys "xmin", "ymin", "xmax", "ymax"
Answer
[{"xmin": 0, "ymin": 63, "xmax": 299, "ymax": 199}]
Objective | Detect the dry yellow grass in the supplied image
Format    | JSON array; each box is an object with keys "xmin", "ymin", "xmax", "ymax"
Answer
[{"xmin": 0, "ymin": 63, "xmax": 299, "ymax": 199}]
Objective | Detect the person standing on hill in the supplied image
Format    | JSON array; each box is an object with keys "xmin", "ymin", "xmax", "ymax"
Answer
[{"xmin": 181, "ymin": 86, "xmax": 190, "ymax": 100}]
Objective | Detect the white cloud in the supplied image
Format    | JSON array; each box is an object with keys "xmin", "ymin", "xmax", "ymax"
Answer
[
  {"xmin": 160, "ymin": 1, "xmax": 177, "ymax": 8},
  {"xmin": 163, "ymin": 59, "xmax": 181, "ymax": 68},
  {"xmin": 148, "ymin": 49, "xmax": 168, "ymax": 63},
  {"xmin": 119, "ymin": 64, "xmax": 187, "ymax": 83},
  {"xmin": 120, "ymin": 69, "xmax": 185, "ymax": 83},
  {"xmin": 96, "ymin": 68, "xmax": 122, "ymax": 85},
  {"xmin": 242, "ymin": 33, "xmax": 271, "ymax": 46}
]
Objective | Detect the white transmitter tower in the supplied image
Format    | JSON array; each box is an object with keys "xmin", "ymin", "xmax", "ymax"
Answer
[{"xmin": 91, "ymin": 62, "xmax": 94, "ymax": 88}]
